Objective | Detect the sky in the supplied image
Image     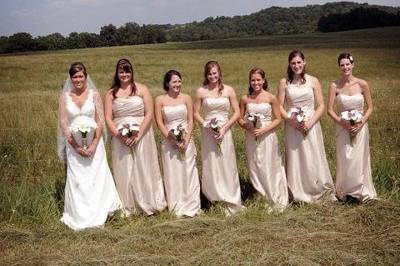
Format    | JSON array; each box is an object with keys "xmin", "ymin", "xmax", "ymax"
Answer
[{"xmin": 0, "ymin": 0, "xmax": 398, "ymax": 37}]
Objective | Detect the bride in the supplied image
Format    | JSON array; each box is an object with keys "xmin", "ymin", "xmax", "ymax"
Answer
[{"xmin": 57, "ymin": 62, "xmax": 120, "ymax": 230}]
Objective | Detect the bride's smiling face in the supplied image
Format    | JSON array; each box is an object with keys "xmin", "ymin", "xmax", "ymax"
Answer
[{"xmin": 71, "ymin": 71, "xmax": 86, "ymax": 90}]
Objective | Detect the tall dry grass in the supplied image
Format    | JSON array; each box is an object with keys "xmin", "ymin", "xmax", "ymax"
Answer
[{"xmin": 0, "ymin": 26, "xmax": 399, "ymax": 264}]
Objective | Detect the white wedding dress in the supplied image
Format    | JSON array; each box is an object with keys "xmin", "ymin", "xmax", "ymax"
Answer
[{"xmin": 59, "ymin": 88, "xmax": 121, "ymax": 230}]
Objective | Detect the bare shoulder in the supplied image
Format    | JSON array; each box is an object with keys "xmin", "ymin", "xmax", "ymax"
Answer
[
  {"xmin": 181, "ymin": 93, "xmax": 193, "ymax": 102},
  {"xmin": 240, "ymin": 94, "xmax": 249, "ymax": 103},
  {"xmin": 135, "ymin": 82, "xmax": 150, "ymax": 95},
  {"xmin": 223, "ymin": 84, "xmax": 235, "ymax": 95},
  {"xmin": 306, "ymin": 74, "xmax": 319, "ymax": 83},
  {"xmin": 265, "ymin": 91, "xmax": 278, "ymax": 103},
  {"xmin": 279, "ymin": 78, "xmax": 288, "ymax": 87},
  {"xmin": 155, "ymin": 94, "xmax": 166, "ymax": 104},
  {"xmin": 356, "ymin": 77, "xmax": 368, "ymax": 88},
  {"xmin": 330, "ymin": 80, "xmax": 338, "ymax": 89},
  {"xmin": 195, "ymin": 86, "xmax": 207, "ymax": 97}
]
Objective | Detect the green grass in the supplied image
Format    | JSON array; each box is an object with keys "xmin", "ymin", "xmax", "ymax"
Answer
[{"xmin": 0, "ymin": 26, "xmax": 399, "ymax": 264}]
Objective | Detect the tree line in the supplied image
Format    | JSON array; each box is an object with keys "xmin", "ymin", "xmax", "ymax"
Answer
[{"xmin": 1, "ymin": 2, "xmax": 399, "ymax": 54}]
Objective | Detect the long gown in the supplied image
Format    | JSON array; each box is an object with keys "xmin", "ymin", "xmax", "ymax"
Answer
[
  {"xmin": 335, "ymin": 94, "xmax": 377, "ymax": 201},
  {"xmin": 61, "ymin": 89, "xmax": 121, "ymax": 230},
  {"xmin": 245, "ymin": 103, "xmax": 289, "ymax": 209},
  {"xmin": 285, "ymin": 76, "xmax": 335, "ymax": 202},
  {"xmin": 161, "ymin": 104, "xmax": 201, "ymax": 217},
  {"xmin": 201, "ymin": 96, "xmax": 244, "ymax": 214},
  {"xmin": 111, "ymin": 96, "xmax": 166, "ymax": 216}
]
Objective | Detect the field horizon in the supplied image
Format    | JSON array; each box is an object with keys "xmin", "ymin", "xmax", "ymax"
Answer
[{"xmin": 1, "ymin": 26, "xmax": 399, "ymax": 265}]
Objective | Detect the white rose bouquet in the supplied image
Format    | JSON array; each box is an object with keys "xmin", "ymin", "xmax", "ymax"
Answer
[
  {"xmin": 340, "ymin": 110, "xmax": 363, "ymax": 146},
  {"xmin": 247, "ymin": 112, "xmax": 265, "ymax": 145},
  {"xmin": 117, "ymin": 123, "xmax": 140, "ymax": 155},
  {"xmin": 287, "ymin": 107, "xmax": 311, "ymax": 138}
]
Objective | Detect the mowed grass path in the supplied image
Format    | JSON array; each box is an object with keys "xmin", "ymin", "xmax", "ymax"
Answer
[{"xmin": 0, "ymin": 27, "xmax": 399, "ymax": 264}]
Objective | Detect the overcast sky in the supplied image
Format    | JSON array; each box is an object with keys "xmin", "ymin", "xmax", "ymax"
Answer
[{"xmin": 0, "ymin": 0, "xmax": 398, "ymax": 37}]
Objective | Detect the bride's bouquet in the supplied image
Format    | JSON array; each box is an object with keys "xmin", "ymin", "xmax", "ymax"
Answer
[
  {"xmin": 117, "ymin": 123, "xmax": 140, "ymax": 155},
  {"xmin": 287, "ymin": 107, "xmax": 311, "ymax": 138},
  {"xmin": 247, "ymin": 112, "xmax": 265, "ymax": 145},
  {"xmin": 205, "ymin": 118, "xmax": 222, "ymax": 155},
  {"xmin": 70, "ymin": 117, "xmax": 97, "ymax": 149},
  {"xmin": 169, "ymin": 123, "xmax": 186, "ymax": 160},
  {"xmin": 340, "ymin": 110, "xmax": 363, "ymax": 146}
]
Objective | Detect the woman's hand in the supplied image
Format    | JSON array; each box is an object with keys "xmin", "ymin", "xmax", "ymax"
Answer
[
  {"xmin": 215, "ymin": 125, "xmax": 227, "ymax": 142},
  {"xmin": 84, "ymin": 143, "xmax": 97, "ymax": 157},
  {"xmin": 166, "ymin": 131, "xmax": 179, "ymax": 148},
  {"xmin": 350, "ymin": 121, "xmax": 363, "ymax": 135},
  {"xmin": 252, "ymin": 127, "xmax": 268, "ymax": 137},
  {"xmin": 339, "ymin": 120, "xmax": 352, "ymax": 132},
  {"xmin": 243, "ymin": 121, "xmax": 253, "ymax": 131}
]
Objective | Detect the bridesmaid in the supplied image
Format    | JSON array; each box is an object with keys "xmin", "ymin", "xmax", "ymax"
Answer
[
  {"xmin": 155, "ymin": 70, "xmax": 201, "ymax": 217},
  {"xmin": 327, "ymin": 53, "xmax": 377, "ymax": 202},
  {"xmin": 277, "ymin": 50, "xmax": 335, "ymax": 203},
  {"xmin": 104, "ymin": 58, "xmax": 166, "ymax": 216},
  {"xmin": 194, "ymin": 60, "xmax": 244, "ymax": 215},
  {"xmin": 238, "ymin": 67, "xmax": 288, "ymax": 210}
]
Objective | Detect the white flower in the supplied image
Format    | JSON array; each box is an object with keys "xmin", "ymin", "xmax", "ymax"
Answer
[
  {"xmin": 349, "ymin": 55, "xmax": 354, "ymax": 62},
  {"xmin": 129, "ymin": 124, "xmax": 140, "ymax": 132},
  {"xmin": 173, "ymin": 128, "xmax": 180, "ymax": 136},
  {"xmin": 121, "ymin": 128, "xmax": 129, "ymax": 136}
]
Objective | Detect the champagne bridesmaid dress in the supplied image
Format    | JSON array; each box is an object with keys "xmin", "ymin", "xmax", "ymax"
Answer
[
  {"xmin": 335, "ymin": 94, "xmax": 377, "ymax": 201},
  {"xmin": 161, "ymin": 104, "xmax": 201, "ymax": 217},
  {"xmin": 245, "ymin": 103, "xmax": 288, "ymax": 209},
  {"xmin": 111, "ymin": 96, "xmax": 166, "ymax": 215},
  {"xmin": 285, "ymin": 75, "xmax": 335, "ymax": 202},
  {"xmin": 201, "ymin": 96, "xmax": 244, "ymax": 214}
]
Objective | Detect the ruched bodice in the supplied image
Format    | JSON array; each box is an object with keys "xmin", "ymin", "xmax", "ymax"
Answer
[
  {"xmin": 246, "ymin": 103, "xmax": 272, "ymax": 127},
  {"xmin": 160, "ymin": 104, "xmax": 200, "ymax": 217},
  {"xmin": 286, "ymin": 79, "xmax": 315, "ymax": 113},
  {"xmin": 66, "ymin": 89, "xmax": 96, "ymax": 125},
  {"xmin": 334, "ymin": 93, "xmax": 376, "ymax": 201},
  {"xmin": 284, "ymin": 76, "xmax": 335, "ymax": 203},
  {"xmin": 202, "ymin": 97, "xmax": 230, "ymax": 123},
  {"xmin": 162, "ymin": 104, "xmax": 188, "ymax": 131},
  {"xmin": 112, "ymin": 96, "xmax": 144, "ymax": 125},
  {"xmin": 111, "ymin": 95, "xmax": 166, "ymax": 216},
  {"xmin": 336, "ymin": 93, "xmax": 364, "ymax": 113},
  {"xmin": 244, "ymin": 102, "xmax": 288, "ymax": 209}
]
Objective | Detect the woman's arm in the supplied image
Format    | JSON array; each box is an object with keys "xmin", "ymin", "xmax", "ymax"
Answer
[
  {"xmin": 85, "ymin": 90, "xmax": 104, "ymax": 157},
  {"xmin": 238, "ymin": 95, "xmax": 251, "ymax": 129},
  {"xmin": 193, "ymin": 88, "xmax": 205, "ymax": 126},
  {"xmin": 308, "ymin": 76, "xmax": 325, "ymax": 128},
  {"xmin": 360, "ymin": 79, "xmax": 373, "ymax": 124},
  {"xmin": 184, "ymin": 94, "xmax": 194, "ymax": 145},
  {"xmin": 154, "ymin": 96, "xmax": 169, "ymax": 138},
  {"xmin": 133, "ymin": 84, "xmax": 154, "ymax": 144},
  {"xmin": 277, "ymin": 78, "xmax": 289, "ymax": 120},
  {"xmin": 104, "ymin": 90, "xmax": 119, "ymax": 137}
]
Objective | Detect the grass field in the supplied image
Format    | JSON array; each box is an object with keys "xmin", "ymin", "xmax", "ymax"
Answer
[{"xmin": 0, "ymin": 26, "xmax": 399, "ymax": 265}]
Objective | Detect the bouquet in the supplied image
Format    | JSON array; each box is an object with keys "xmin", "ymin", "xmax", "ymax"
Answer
[
  {"xmin": 247, "ymin": 112, "xmax": 265, "ymax": 145},
  {"xmin": 117, "ymin": 123, "xmax": 140, "ymax": 155},
  {"xmin": 169, "ymin": 123, "xmax": 186, "ymax": 160},
  {"xmin": 70, "ymin": 117, "xmax": 97, "ymax": 149},
  {"xmin": 340, "ymin": 110, "xmax": 363, "ymax": 146},
  {"xmin": 287, "ymin": 107, "xmax": 311, "ymax": 138},
  {"xmin": 205, "ymin": 118, "xmax": 222, "ymax": 155}
]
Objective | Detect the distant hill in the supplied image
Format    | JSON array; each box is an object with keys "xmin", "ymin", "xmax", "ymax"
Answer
[
  {"xmin": 167, "ymin": 2, "xmax": 400, "ymax": 41},
  {"xmin": 1, "ymin": 1, "xmax": 399, "ymax": 54}
]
